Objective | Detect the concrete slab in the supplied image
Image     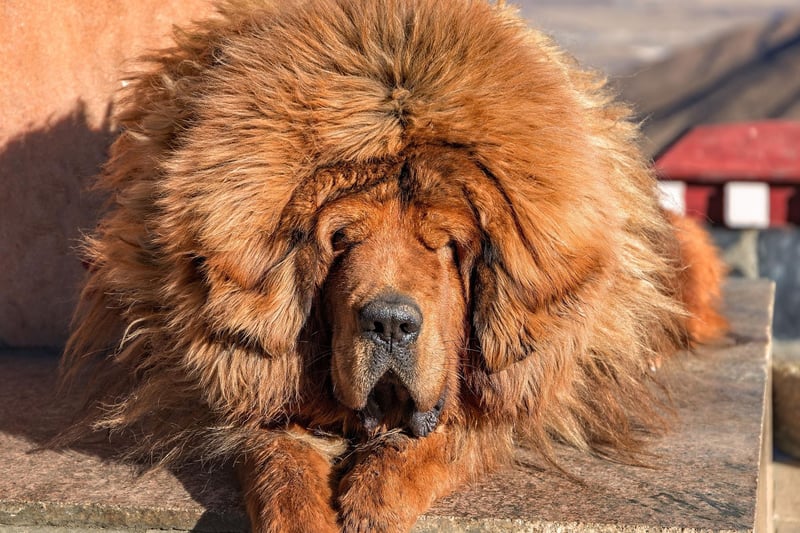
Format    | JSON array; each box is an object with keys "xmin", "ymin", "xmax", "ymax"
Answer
[
  {"xmin": 0, "ymin": 280, "xmax": 774, "ymax": 532},
  {"xmin": 420, "ymin": 279, "xmax": 775, "ymax": 532},
  {"xmin": 774, "ymin": 452, "xmax": 800, "ymax": 533},
  {"xmin": 774, "ymin": 342, "xmax": 800, "ymax": 458}
]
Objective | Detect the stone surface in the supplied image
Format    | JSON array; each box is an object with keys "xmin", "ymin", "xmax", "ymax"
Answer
[
  {"xmin": 712, "ymin": 229, "xmax": 760, "ymax": 279},
  {"xmin": 0, "ymin": 280, "xmax": 774, "ymax": 532},
  {"xmin": 758, "ymin": 230, "xmax": 800, "ymax": 339},
  {"xmin": 773, "ymin": 342, "xmax": 800, "ymax": 458},
  {"xmin": 774, "ymin": 451, "xmax": 800, "ymax": 533},
  {"xmin": 0, "ymin": 354, "xmax": 246, "ymax": 532},
  {"xmin": 709, "ymin": 228, "xmax": 800, "ymax": 339}
]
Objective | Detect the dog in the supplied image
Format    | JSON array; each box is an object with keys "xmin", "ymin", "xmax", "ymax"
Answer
[{"xmin": 61, "ymin": 0, "xmax": 726, "ymax": 531}]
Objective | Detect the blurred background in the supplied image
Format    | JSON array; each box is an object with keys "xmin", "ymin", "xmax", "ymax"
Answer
[
  {"xmin": 1, "ymin": 0, "xmax": 798, "ymax": 529},
  {"xmin": 522, "ymin": 1, "xmax": 800, "ymax": 336}
]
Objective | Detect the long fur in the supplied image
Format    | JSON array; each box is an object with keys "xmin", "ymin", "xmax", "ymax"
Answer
[{"xmin": 60, "ymin": 0, "xmax": 726, "ymax": 530}]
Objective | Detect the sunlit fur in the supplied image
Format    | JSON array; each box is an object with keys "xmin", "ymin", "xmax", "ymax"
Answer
[
  {"xmin": 60, "ymin": 0, "xmax": 726, "ymax": 531},
  {"xmin": 323, "ymin": 191, "xmax": 469, "ymax": 420}
]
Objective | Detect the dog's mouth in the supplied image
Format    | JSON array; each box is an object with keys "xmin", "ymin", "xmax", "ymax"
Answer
[{"xmin": 357, "ymin": 372, "xmax": 445, "ymax": 438}]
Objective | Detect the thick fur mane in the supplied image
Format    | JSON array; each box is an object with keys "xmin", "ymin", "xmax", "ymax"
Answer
[{"xmin": 62, "ymin": 0, "xmax": 699, "ymax": 466}]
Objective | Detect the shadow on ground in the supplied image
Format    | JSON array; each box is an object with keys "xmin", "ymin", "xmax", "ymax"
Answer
[
  {"xmin": 0, "ymin": 349, "xmax": 249, "ymax": 531},
  {"xmin": 0, "ymin": 102, "xmax": 248, "ymax": 530}
]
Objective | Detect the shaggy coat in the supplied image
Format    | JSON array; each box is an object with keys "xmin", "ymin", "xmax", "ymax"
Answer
[{"xmin": 61, "ymin": 0, "xmax": 726, "ymax": 531}]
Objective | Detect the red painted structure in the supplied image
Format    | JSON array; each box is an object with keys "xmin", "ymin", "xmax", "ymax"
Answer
[{"xmin": 655, "ymin": 121, "xmax": 800, "ymax": 227}]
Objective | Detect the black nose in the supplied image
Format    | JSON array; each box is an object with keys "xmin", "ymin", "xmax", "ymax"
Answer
[{"xmin": 358, "ymin": 296, "xmax": 422, "ymax": 348}]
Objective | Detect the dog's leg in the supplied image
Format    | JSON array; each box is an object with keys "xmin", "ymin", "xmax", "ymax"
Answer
[
  {"xmin": 239, "ymin": 427, "xmax": 341, "ymax": 533},
  {"xmin": 337, "ymin": 425, "xmax": 506, "ymax": 533}
]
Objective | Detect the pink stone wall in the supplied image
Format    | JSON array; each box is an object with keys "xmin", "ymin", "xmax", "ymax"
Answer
[{"xmin": 0, "ymin": 1, "xmax": 215, "ymax": 347}]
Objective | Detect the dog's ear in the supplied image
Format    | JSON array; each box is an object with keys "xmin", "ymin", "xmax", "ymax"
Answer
[
  {"xmin": 192, "ymin": 224, "xmax": 325, "ymax": 358},
  {"xmin": 464, "ymin": 165, "xmax": 614, "ymax": 374}
]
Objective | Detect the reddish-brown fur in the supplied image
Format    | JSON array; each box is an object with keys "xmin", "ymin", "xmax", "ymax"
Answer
[{"xmin": 60, "ymin": 1, "xmax": 726, "ymax": 531}]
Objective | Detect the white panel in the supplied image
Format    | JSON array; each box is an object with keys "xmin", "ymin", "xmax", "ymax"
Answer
[
  {"xmin": 724, "ymin": 181, "xmax": 770, "ymax": 229},
  {"xmin": 657, "ymin": 180, "xmax": 686, "ymax": 215}
]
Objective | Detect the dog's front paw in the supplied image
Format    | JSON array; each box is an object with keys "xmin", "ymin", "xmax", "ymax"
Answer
[
  {"xmin": 245, "ymin": 475, "xmax": 341, "ymax": 533},
  {"xmin": 337, "ymin": 438, "xmax": 432, "ymax": 533},
  {"xmin": 240, "ymin": 430, "xmax": 341, "ymax": 533},
  {"xmin": 249, "ymin": 504, "xmax": 340, "ymax": 533},
  {"xmin": 338, "ymin": 480, "xmax": 412, "ymax": 533}
]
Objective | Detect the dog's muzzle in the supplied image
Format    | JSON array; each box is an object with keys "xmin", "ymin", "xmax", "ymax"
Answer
[
  {"xmin": 356, "ymin": 294, "xmax": 444, "ymax": 437},
  {"xmin": 358, "ymin": 372, "xmax": 446, "ymax": 437}
]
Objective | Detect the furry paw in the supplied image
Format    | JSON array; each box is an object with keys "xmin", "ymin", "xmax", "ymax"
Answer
[{"xmin": 337, "ymin": 437, "xmax": 435, "ymax": 533}]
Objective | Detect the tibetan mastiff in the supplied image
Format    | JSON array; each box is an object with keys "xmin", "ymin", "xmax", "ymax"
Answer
[{"xmin": 61, "ymin": 0, "xmax": 726, "ymax": 531}]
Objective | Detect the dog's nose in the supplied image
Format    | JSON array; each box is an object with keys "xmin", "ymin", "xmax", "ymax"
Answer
[{"xmin": 358, "ymin": 296, "xmax": 422, "ymax": 348}]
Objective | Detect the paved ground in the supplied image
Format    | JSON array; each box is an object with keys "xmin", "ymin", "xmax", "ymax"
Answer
[
  {"xmin": 0, "ymin": 281, "xmax": 778, "ymax": 531},
  {"xmin": 775, "ymin": 450, "xmax": 800, "ymax": 533}
]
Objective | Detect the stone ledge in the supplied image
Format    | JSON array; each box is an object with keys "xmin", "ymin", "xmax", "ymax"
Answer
[
  {"xmin": 0, "ymin": 279, "xmax": 774, "ymax": 532},
  {"xmin": 773, "ymin": 341, "xmax": 800, "ymax": 458}
]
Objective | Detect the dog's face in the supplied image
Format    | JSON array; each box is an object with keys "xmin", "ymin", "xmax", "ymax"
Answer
[
  {"xmin": 59, "ymin": 1, "xmax": 719, "ymax": 492},
  {"xmin": 316, "ymin": 164, "xmax": 479, "ymax": 437}
]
